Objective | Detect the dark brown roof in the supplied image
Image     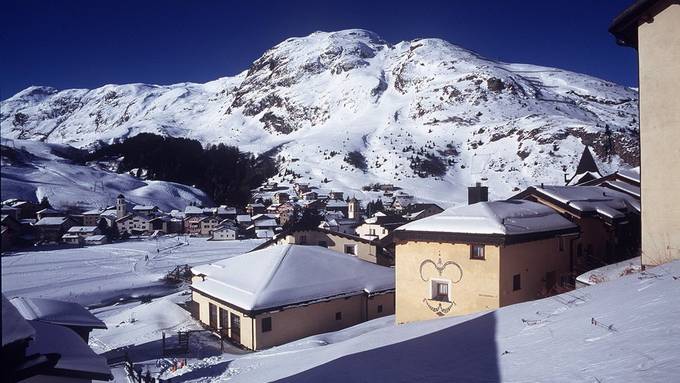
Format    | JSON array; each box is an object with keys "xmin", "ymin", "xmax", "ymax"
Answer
[{"xmin": 609, "ymin": 0, "xmax": 677, "ymax": 49}]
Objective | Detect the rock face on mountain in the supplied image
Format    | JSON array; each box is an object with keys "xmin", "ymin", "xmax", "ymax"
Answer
[{"xmin": 0, "ymin": 29, "xmax": 639, "ymax": 205}]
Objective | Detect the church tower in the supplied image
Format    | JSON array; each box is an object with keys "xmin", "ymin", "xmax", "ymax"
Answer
[
  {"xmin": 116, "ymin": 194, "xmax": 127, "ymax": 219},
  {"xmin": 348, "ymin": 197, "xmax": 360, "ymax": 220}
]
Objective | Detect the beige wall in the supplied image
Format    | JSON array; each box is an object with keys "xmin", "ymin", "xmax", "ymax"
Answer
[
  {"xmin": 356, "ymin": 223, "xmax": 389, "ymax": 240},
  {"xmin": 395, "ymin": 237, "xmax": 572, "ymax": 324},
  {"xmin": 279, "ymin": 231, "xmax": 379, "ymax": 264},
  {"xmin": 499, "ymin": 238, "xmax": 571, "ymax": 306},
  {"xmin": 193, "ymin": 288, "xmax": 394, "ymax": 350},
  {"xmin": 395, "ymin": 241, "xmax": 500, "ymax": 324},
  {"xmin": 638, "ymin": 2, "xmax": 680, "ymax": 266}
]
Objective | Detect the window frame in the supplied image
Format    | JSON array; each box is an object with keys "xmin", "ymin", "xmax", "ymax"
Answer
[
  {"xmin": 430, "ymin": 278, "xmax": 451, "ymax": 302},
  {"xmin": 335, "ymin": 311, "xmax": 342, "ymax": 321},
  {"xmin": 513, "ymin": 273, "xmax": 521, "ymax": 291},
  {"xmin": 470, "ymin": 244, "xmax": 485, "ymax": 260},
  {"xmin": 262, "ymin": 317, "xmax": 272, "ymax": 333},
  {"xmin": 344, "ymin": 244, "xmax": 356, "ymax": 255}
]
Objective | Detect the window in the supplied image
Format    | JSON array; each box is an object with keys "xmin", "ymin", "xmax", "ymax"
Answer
[
  {"xmin": 262, "ymin": 317, "xmax": 272, "ymax": 332},
  {"xmin": 513, "ymin": 274, "xmax": 521, "ymax": 291},
  {"xmin": 335, "ymin": 312, "xmax": 342, "ymax": 320},
  {"xmin": 344, "ymin": 244, "xmax": 356, "ymax": 255},
  {"xmin": 377, "ymin": 305, "xmax": 383, "ymax": 313},
  {"xmin": 558, "ymin": 237, "xmax": 565, "ymax": 252},
  {"xmin": 431, "ymin": 280, "xmax": 450, "ymax": 302},
  {"xmin": 470, "ymin": 244, "xmax": 485, "ymax": 260}
]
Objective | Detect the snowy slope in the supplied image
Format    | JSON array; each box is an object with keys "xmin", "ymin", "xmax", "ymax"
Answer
[
  {"xmin": 0, "ymin": 29, "xmax": 640, "ymax": 204},
  {"xmin": 1, "ymin": 137, "xmax": 211, "ymax": 211},
  {"xmin": 165, "ymin": 261, "xmax": 680, "ymax": 382}
]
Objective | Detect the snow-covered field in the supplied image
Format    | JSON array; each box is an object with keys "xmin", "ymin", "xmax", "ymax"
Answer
[
  {"xmin": 156, "ymin": 261, "xmax": 679, "ymax": 382},
  {"xmin": 1, "ymin": 237, "xmax": 263, "ymax": 306}
]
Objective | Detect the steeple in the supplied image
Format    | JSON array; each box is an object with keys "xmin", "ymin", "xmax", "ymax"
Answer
[{"xmin": 565, "ymin": 146, "xmax": 602, "ymax": 185}]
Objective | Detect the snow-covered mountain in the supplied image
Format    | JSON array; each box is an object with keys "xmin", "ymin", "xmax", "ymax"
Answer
[
  {"xmin": 0, "ymin": 29, "xmax": 639, "ymax": 205},
  {"xmin": 1, "ymin": 138, "xmax": 210, "ymax": 211}
]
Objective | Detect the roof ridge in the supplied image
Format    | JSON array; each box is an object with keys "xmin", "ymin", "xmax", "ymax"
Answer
[{"xmin": 253, "ymin": 244, "xmax": 294, "ymax": 307}]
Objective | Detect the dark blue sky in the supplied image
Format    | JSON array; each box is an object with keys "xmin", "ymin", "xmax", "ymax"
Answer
[{"xmin": 0, "ymin": 0, "xmax": 637, "ymax": 100}]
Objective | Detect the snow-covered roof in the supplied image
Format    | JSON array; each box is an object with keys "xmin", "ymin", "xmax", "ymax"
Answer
[
  {"xmin": 85, "ymin": 234, "xmax": 107, "ymax": 242},
  {"xmin": 34, "ymin": 216, "xmax": 69, "ymax": 226},
  {"xmin": 82, "ymin": 208, "xmax": 104, "ymax": 215},
  {"xmin": 327, "ymin": 200, "xmax": 348, "ymax": 208},
  {"xmin": 256, "ymin": 229, "xmax": 275, "ymax": 239},
  {"xmin": 217, "ymin": 206, "xmax": 237, "ymax": 215},
  {"xmin": 67, "ymin": 226, "xmax": 99, "ymax": 234},
  {"xmin": 191, "ymin": 245, "xmax": 394, "ymax": 312},
  {"xmin": 603, "ymin": 180, "xmax": 640, "ymax": 198},
  {"xmin": 236, "ymin": 214, "xmax": 252, "ymax": 223},
  {"xmin": 618, "ymin": 166, "xmax": 640, "ymax": 183},
  {"xmin": 184, "ymin": 206, "xmax": 204, "ymax": 215},
  {"xmin": 254, "ymin": 219, "xmax": 278, "ymax": 228},
  {"xmin": 528, "ymin": 185, "xmax": 640, "ymax": 218},
  {"xmin": 27, "ymin": 320, "xmax": 112, "ymax": 380},
  {"xmin": 252, "ymin": 213, "xmax": 278, "ymax": 221},
  {"xmin": 10, "ymin": 296, "xmax": 106, "ymax": 329},
  {"xmin": 132, "ymin": 205, "xmax": 157, "ymax": 211},
  {"xmin": 2, "ymin": 294, "xmax": 35, "ymax": 347},
  {"xmin": 396, "ymin": 200, "xmax": 577, "ymax": 235},
  {"xmin": 61, "ymin": 233, "xmax": 81, "ymax": 239}
]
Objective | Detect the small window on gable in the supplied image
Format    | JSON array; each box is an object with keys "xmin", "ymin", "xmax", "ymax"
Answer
[
  {"xmin": 558, "ymin": 237, "xmax": 565, "ymax": 252},
  {"xmin": 262, "ymin": 317, "xmax": 272, "ymax": 332},
  {"xmin": 513, "ymin": 274, "xmax": 521, "ymax": 291},
  {"xmin": 470, "ymin": 244, "xmax": 485, "ymax": 260},
  {"xmin": 344, "ymin": 244, "xmax": 356, "ymax": 255},
  {"xmin": 377, "ymin": 305, "xmax": 383, "ymax": 313},
  {"xmin": 335, "ymin": 312, "xmax": 342, "ymax": 320},
  {"xmin": 430, "ymin": 279, "xmax": 450, "ymax": 302}
]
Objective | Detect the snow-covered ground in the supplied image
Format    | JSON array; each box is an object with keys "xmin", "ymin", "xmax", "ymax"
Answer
[
  {"xmin": 1, "ymin": 237, "xmax": 263, "ymax": 306},
  {"xmin": 156, "ymin": 260, "xmax": 679, "ymax": 382}
]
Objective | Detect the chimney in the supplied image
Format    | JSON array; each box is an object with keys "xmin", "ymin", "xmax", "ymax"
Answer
[{"xmin": 468, "ymin": 182, "xmax": 488, "ymax": 205}]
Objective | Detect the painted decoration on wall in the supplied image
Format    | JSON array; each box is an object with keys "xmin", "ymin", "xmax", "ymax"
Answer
[{"xmin": 419, "ymin": 256, "xmax": 463, "ymax": 316}]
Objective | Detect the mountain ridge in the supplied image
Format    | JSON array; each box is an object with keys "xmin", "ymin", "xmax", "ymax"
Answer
[{"xmin": 0, "ymin": 29, "xmax": 639, "ymax": 205}]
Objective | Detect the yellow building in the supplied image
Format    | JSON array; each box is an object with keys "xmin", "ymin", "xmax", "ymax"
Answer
[
  {"xmin": 191, "ymin": 244, "xmax": 394, "ymax": 350},
  {"xmin": 393, "ymin": 200, "xmax": 578, "ymax": 324},
  {"xmin": 610, "ymin": 0, "xmax": 680, "ymax": 267}
]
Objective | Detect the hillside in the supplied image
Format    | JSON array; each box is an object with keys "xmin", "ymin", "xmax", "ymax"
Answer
[
  {"xmin": 0, "ymin": 29, "xmax": 640, "ymax": 204},
  {"xmin": 0, "ymin": 138, "xmax": 211, "ymax": 211}
]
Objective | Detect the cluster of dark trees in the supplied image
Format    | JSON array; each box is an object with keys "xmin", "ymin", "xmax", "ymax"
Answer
[
  {"xmin": 88, "ymin": 133, "xmax": 276, "ymax": 207},
  {"xmin": 344, "ymin": 150, "xmax": 367, "ymax": 171}
]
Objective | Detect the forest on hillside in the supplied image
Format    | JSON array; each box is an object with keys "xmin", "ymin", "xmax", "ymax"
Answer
[{"xmin": 88, "ymin": 133, "xmax": 277, "ymax": 207}]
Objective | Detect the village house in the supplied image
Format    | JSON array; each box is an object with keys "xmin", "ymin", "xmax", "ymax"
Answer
[
  {"xmin": 216, "ymin": 206, "xmax": 238, "ymax": 220},
  {"xmin": 236, "ymin": 214, "xmax": 253, "ymax": 228},
  {"xmin": 402, "ymin": 203, "xmax": 445, "ymax": 221},
  {"xmin": 325, "ymin": 199, "xmax": 349, "ymax": 217},
  {"xmin": 2, "ymin": 294, "xmax": 112, "ymax": 382},
  {"xmin": 246, "ymin": 202, "xmax": 266, "ymax": 216},
  {"xmin": 513, "ymin": 185, "xmax": 641, "ymax": 272},
  {"xmin": 36, "ymin": 207, "xmax": 64, "ymax": 221},
  {"xmin": 61, "ymin": 226, "xmax": 101, "ymax": 245},
  {"xmin": 254, "ymin": 226, "xmax": 393, "ymax": 265},
  {"xmin": 393, "ymin": 200, "xmax": 579, "ymax": 324},
  {"xmin": 34, "ymin": 216, "xmax": 77, "ymax": 243},
  {"xmin": 184, "ymin": 214, "xmax": 204, "ymax": 236},
  {"xmin": 272, "ymin": 192, "xmax": 290, "ymax": 205},
  {"xmin": 579, "ymin": 167, "xmax": 640, "ymax": 199},
  {"xmin": 190, "ymin": 245, "xmax": 394, "ymax": 350},
  {"xmin": 355, "ymin": 212, "xmax": 409, "ymax": 241},
  {"xmin": 318, "ymin": 211, "xmax": 359, "ymax": 235},
  {"xmin": 294, "ymin": 182, "xmax": 311, "ymax": 196},
  {"xmin": 199, "ymin": 215, "xmax": 222, "ymax": 236},
  {"xmin": 210, "ymin": 223, "xmax": 238, "ymax": 241},
  {"xmin": 10, "ymin": 296, "xmax": 107, "ymax": 342},
  {"xmin": 1, "ymin": 214, "xmax": 22, "ymax": 251},
  {"xmin": 609, "ymin": 0, "xmax": 680, "ymax": 267},
  {"xmin": 84, "ymin": 234, "xmax": 109, "ymax": 246},
  {"xmin": 131, "ymin": 205, "xmax": 159, "ymax": 216},
  {"xmin": 275, "ymin": 202, "xmax": 299, "ymax": 226},
  {"xmin": 328, "ymin": 191, "xmax": 344, "ymax": 201},
  {"xmin": 81, "ymin": 208, "xmax": 105, "ymax": 227},
  {"xmin": 302, "ymin": 191, "xmax": 318, "ymax": 201}
]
